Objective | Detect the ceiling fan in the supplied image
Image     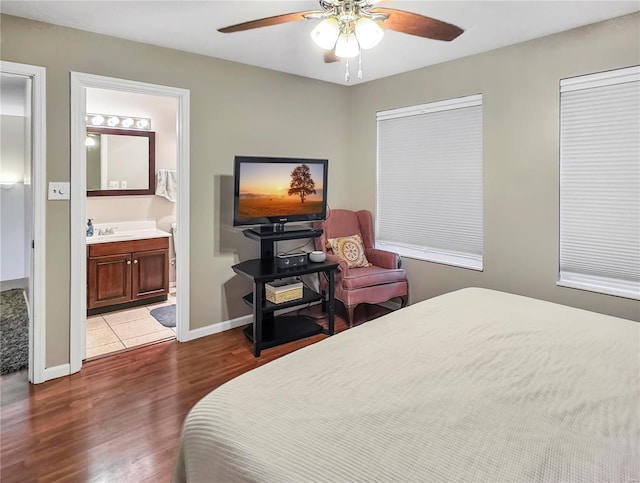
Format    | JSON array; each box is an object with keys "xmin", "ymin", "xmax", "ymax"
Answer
[{"xmin": 218, "ymin": 0, "xmax": 464, "ymax": 82}]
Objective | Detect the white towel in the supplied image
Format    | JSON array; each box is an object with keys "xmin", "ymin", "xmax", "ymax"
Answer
[{"xmin": 156, "ymin": 169, "xmax": 177, "ymax": 202}]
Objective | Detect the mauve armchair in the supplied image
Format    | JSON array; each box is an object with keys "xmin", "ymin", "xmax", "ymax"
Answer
[{"xmin": 314, "ymin": 209, "xmax": 408, "ymax": 326}]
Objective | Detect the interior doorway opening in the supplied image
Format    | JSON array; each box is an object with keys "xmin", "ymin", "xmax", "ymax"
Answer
[
  {"xmin": 84, "ymin": 88, "xmax": 179, "ymax": 359},
  {"xmin": 0, "ymin": 61, "xmax": 46, "ymax": 384},
  {"xmin": 70, "ymin": 73, "xmax": 190, "ymax": 374}
]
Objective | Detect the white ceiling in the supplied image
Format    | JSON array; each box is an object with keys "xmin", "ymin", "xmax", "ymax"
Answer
[{"xmin": 1, "ymin": 1, "xmax": 638, "ymax": 86}]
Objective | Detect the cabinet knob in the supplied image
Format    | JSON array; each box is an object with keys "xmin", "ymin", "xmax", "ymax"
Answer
[
  {"xmin": 133, "ymin": 259, "xmax": 138, "ymax": 264},
  {"xmin": 127, "ymin": 261, "xmax": 131, "ymax": 265}
]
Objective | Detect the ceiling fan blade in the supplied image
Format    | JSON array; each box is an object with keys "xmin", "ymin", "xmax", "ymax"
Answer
[
  {"xmin": 371, "ymin": 8, "xmax": 464, "ymax": 41},
  {"xmin": 324, "ymin": 50, "xmax": 340, "ymax": 63},
  {"xmin": 218, "ymin": 11, "xmax": 317, "ymax": 33}
]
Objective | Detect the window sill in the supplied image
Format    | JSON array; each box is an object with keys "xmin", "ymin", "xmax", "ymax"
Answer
[
  {"xmin": 557, "ymin": 274, "xmax": 639, "ymax": 301},
  {"xmin": 376, "ymin": 242, "xmax": 483, "ymax": 271}
]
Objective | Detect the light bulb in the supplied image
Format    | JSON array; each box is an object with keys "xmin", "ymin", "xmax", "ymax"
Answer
[
  {"xmin": 85, "ymin": 135, "xmax": 96, "ymax": 147},
  {"xmin": 136, "ymin": 119, "xmax": 149, "ymax": 129},
  {"xmin": 91, "ymin": 115, "xmax": 104, "ymax": 126},
  {"xmin": 121, "ymin": 118, "xmax": 134, "ymax": 127},
  {"xmin": 107, "ymin": 116, "xmax": 120, "ymax": 127},
  {"xmin": 310, "ymin": 18, "xmax": 340, "ymax": 50},
  {"xmin": 355, "ymin": 17, "xmax": 383, "ymax": 49},
  {"xmin": 334, "ymin": 33, "xmax": 360, "ymax": 59}
]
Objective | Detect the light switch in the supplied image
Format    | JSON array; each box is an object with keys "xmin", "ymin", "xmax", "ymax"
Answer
[
  {"xmin": 48, "ymin": 182, "xmax": 70, "ymax": 200},
  {"xmin": 109, "ymin": 181, "xmax": 119, "ymax": 189}
]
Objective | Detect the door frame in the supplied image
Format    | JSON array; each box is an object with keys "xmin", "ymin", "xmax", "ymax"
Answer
[
  {"xmin": 70, "ymin": 72, "xmax": 190, "ymax": 374},
  {"xmin": 0, "ymin": 61, "xmax": 47, "ymax": 384}
]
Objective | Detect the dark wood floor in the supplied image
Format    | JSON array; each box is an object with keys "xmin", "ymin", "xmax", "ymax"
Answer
[{"xmin": 0, "ymin": 304, "xmax": 391, "ymax": 483}]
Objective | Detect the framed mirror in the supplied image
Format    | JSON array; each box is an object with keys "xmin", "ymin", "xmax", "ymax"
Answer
[{"xmin": 86, "ymin": 127, "xmax": 155, "ymax": 196}]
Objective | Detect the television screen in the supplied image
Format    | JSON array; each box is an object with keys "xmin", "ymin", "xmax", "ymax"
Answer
[{"xmin": 233, "ymin": 156, "xmax": 328, "ymax": 227}]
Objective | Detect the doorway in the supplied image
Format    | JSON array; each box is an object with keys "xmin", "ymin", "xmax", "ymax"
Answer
[
  {"xmin": 84, "ymin": 88, "xmax": 179, "ymax": 358},
  {"xmin": 0, "ymin": 61, "xmax": 46, "ymax": 383},
  {"xmin": 70, "ymin": 73, "xmax": 190, "ymax": 373}
]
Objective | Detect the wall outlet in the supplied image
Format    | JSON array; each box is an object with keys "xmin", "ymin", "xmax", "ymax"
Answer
[
  {"xmin": 120, "ymin": 180, "xmax": 127, "ymax": 189},
  {"xmin": 48, "ymin": 182, "xmax": 70, "ymax": 200}
]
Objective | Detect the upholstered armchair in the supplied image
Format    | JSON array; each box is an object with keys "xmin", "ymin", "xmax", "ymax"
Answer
[{"xmin": 314, "ymin": 209, "xmax": 408, "ymax": 326}]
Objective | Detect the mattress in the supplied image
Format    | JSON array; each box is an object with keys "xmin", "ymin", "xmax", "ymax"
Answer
[{"xmin": 174, "ymin": 288, "xmax": 640, "ymax": 482}]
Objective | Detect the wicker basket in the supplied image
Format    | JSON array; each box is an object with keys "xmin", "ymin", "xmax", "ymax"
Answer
[{"xmin": 265, "ymin": 279, "xmax": 303, "ymax": 304}]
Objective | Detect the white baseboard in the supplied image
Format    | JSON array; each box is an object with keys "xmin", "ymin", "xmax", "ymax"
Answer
[
  {"xmin": 43, "ymin": 363, "xmax": 71, "ymax": 382},
  {"xmin": 40, "ymin": 316, "xmax": 249, "ymax": 380},
  {"xmin": 185, "ymin": 314, "xmax": 252, "ymax": 341}
]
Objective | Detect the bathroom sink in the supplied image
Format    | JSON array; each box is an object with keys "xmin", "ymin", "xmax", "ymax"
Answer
[
  {"xmin": 87, "ymin": 233, "xmax": 135, "ymax": 243},
  {"xmin": 95, "ymin": 232, "xmax": 133, "ymax": 237},
  {"xmin": 86, "ymin": 228, "xmax": 170, "ymax": 245}
]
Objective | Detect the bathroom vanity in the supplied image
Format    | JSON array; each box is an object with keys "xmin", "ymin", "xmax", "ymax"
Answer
[{"xmin": 87, "ymin": 222, "xmax": 170, "ymax": 314}]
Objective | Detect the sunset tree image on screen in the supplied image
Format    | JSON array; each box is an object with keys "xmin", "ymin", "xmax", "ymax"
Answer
[
  {"xmin": 288, "ymin": 164, "xmax": 316, "ymax": 203},
  {"xmin": 237, "ymin": 162, "xmax": 324, "ymax": 219}
]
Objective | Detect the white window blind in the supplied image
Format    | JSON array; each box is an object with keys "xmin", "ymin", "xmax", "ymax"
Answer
[
  {"xmin": 559, "ymin": 66, "xmax": 640, "ymax": 300},
  {"xmin": 376, "ymin": 95, "xmax": 483, "ymax": 270}
]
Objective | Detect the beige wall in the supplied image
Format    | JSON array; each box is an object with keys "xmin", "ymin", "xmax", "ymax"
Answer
[
  {"xmin": 348, "ymin": 13, "xmax": 640, "ymax": 321},
  {"xmin": 1, "ymin": 14, "xmax": 352, "ymax": 367}
]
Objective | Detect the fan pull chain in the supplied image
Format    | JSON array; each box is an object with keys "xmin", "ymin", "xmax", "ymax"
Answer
[
  {"xmin": 358, "ymin": 50, "xmax": 363, "ymax": 80},
  {"xmin": 345, "ymin": 58, "xmax": 350, "ymax": 83}
]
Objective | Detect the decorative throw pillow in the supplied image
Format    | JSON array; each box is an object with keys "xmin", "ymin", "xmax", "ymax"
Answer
[{"xmin": 326, "ymin": 233, "xmax": 371, "ymax": 268}]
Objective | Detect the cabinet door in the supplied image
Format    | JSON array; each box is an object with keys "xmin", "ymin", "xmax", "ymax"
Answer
[
  {"xmin": 88, "ymin": 254, "xmax": 132, "ymax": 309},
  {"xmin": 132, "ymin": 249, "xmax": 169, "ymax": 300}
]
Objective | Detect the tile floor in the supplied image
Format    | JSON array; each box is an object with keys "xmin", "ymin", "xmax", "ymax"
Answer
[{"xmin": 86, "ymin": 291, "xmax": 176, "ymax": 359}]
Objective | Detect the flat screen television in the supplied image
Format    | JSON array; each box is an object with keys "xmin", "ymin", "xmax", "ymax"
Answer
[{"xmin": 233, "ymin": 156, "xmax": 328, "ymax": 228}]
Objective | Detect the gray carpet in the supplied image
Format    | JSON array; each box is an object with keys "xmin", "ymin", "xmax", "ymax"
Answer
[
  {"xmin": 150, "ymin": 304, "xmax": 176, "ymax": 328},
  {"xmin": 1, "ymin": 289, "xmax": 29, "ymax": 375}
]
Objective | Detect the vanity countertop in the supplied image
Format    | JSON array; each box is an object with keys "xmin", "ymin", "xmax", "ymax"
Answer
[
  {"xmin": 87, "ymin": 220, "xmax": 171, "ymax": 245},
  {"xmin": 86, "ymin": 228, "xmax": 171, "ymax": 245}
]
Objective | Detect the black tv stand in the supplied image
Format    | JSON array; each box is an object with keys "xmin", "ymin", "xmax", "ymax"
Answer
[
  {"xmin": 233, "ymin": 228, "xmax": 338, "ymax": 357},
  {"xmin": 243, "ymin": 226, "xmax": 324, "ymax": 260},
  {"xmin": 256, "ymin": 223, "xmax": 286, "ymax": 234}
]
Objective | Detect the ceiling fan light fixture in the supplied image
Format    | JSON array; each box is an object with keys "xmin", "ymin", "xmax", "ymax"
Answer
[
  {"xmin": 217, "ymin": 2, "xmax": 464, "ymax": 82},
  {"xmin": 310, "ymin": 17, "xmax": 340, "ymax": 50},
  {"xmin": 354, "ymin": 17, "xmax": 384, "ymax": 49},
  {"xmin": 335, "ymin": 32, "xmax": 360, "ymax": 59}
]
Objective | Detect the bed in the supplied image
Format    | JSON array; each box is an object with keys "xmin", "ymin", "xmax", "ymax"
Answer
[{"xmin": 174, "ymin": 288, "xmax": 639, "ymax": 482}]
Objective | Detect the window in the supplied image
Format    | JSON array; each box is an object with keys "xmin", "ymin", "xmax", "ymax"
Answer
[
  {"xmin": 376, "ymin": 95, "xmax": 483, "ymax": 270},
  {"xmin": 559, "ymin": 66, "xmax": 640, "ymax": 300}
]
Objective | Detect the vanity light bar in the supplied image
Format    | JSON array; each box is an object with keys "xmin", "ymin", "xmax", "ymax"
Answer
[{"xmin": 85, "ymin": 113, "xmax": 152, "ymax": 130}]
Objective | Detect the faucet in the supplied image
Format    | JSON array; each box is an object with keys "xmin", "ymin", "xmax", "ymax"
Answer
[{"xmin": 98, "ymin": 227, "xmax": 115, "ymax": 236}]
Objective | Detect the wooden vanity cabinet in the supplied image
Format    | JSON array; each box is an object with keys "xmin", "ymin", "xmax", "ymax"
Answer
[
  {"xmin": 88, "ymin": 237, "xmax": 169, "ymax": 311},
  {"xmin": 132, "ymin": 248, "xmax": 169, "ymax": 300},
  {"xmin": 88, "ymin": 253, "xmax": 132, "ymax": 308}
]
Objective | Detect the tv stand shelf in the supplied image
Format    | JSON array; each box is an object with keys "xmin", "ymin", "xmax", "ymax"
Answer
[
  {"xmin": 242, "ymin": 286, "xmax": 323, "ymax": 313},
  {"xmin": 243, "ymin": 227, "xmax": 323, "ymax": 260},
  {"xmin": 243, "ymin": 227, "xmax": 323, "ymax": 242},
  {"xmin": 242, "ymin": 315, "xmax": 324, "ymax": 351},
  {"xmin": 232, "ymin": 231, "xmax": 338, "ymax": 357}
]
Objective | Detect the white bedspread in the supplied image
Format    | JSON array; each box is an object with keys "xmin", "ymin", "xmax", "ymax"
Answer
[{"xmin": 174, "ymin": 288, "xmax": 640, "ymax": 482}]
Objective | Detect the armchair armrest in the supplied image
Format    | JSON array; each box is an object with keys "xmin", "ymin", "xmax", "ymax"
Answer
[
  {"xmin": 365, "ymin": 248, "xmax": 401, "ymax": 269},
  {"xmin": 325, "ymin": 252, "xmax": 349, "ymax": 275}
]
